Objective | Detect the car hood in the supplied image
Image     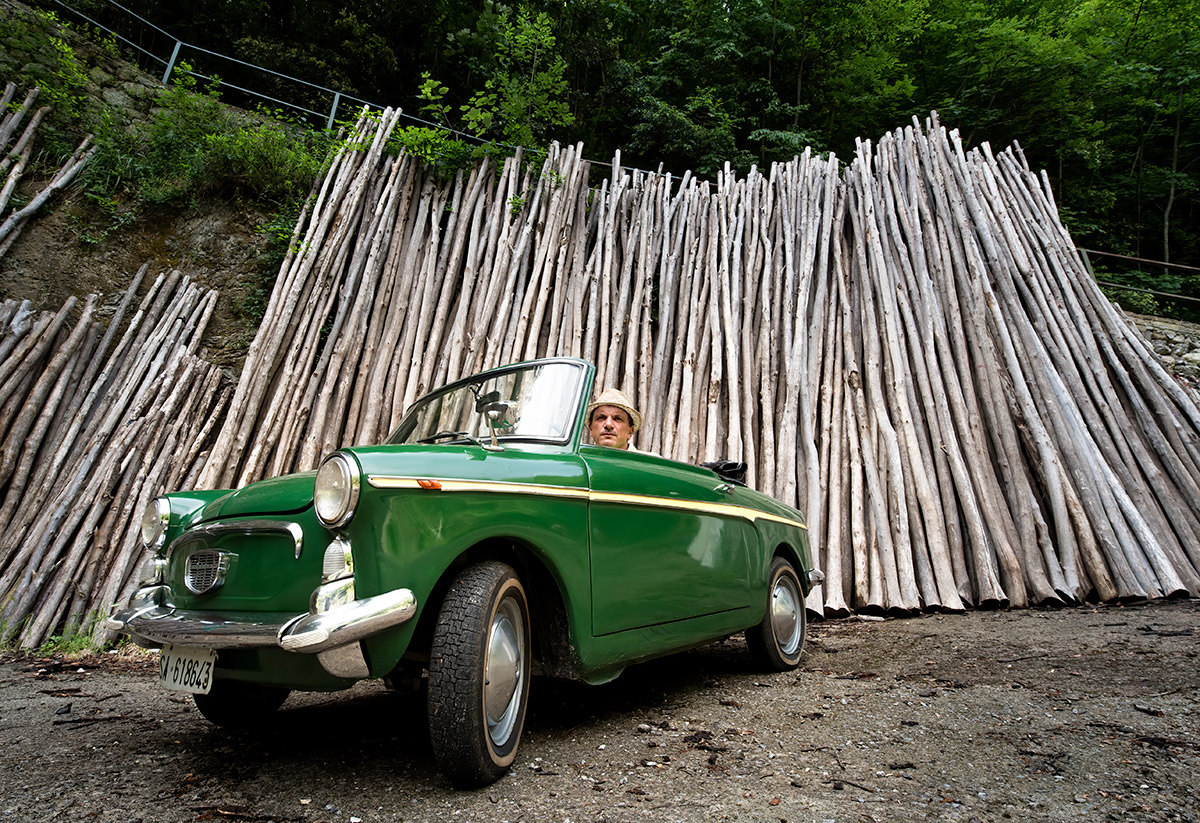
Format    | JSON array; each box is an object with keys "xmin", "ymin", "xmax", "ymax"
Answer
[
  {"xmin": 193, "ymin": 471, "xmax": 316, "ymax": 524},
  {"xmin": 349, "ymin": 443, "xmax": 587, "ymax": 488}
]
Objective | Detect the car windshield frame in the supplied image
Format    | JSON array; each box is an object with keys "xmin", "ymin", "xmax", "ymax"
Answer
[{"xmin": 385, "ymin": 358, "xmax": 593, "ymax": 448}]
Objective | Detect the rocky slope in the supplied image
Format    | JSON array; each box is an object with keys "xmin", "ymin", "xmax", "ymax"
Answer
[{"xmin": 0, "ymin": 0, "xmax": 274, "ymax": 368}]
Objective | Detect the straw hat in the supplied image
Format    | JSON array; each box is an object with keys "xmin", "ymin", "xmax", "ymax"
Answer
[{"xmin": 586, "ymin": 388, "xmax": 642, "ymax": 432}]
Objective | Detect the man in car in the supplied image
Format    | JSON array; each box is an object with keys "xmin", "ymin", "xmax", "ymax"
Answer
[{"xmin": 586, "ymin": 388, "xmax": 643, "ymax": 451}]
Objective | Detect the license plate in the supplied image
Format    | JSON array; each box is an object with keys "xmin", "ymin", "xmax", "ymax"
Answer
[{"xmin": 159, "ymin": 644, "xmax": 217, "ymax": 694}]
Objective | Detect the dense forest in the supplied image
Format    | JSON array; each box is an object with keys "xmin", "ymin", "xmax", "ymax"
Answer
[{"xmin": 27, "ymin": 0, "xmax": 1200, "ymax": 295}]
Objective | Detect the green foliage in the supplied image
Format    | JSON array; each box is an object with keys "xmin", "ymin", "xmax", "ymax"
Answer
[
  {"xmin": 77, "ymin": 190, "xmax": 137, "ymax": 246},
  {"xmin": 0, "ymin": 8, "xmax": 89, "ymax": 155},
  {"xmin": 85, "ymin": 62, "xmax": 333, "ymax": 232},
  {"xmin": 6, "ymin": 0, "xmax": 1199, "ymax": 304},
  {"xmin": 203, "ymin": 111, "xmax": 330, "ymax": 201},
  {"xmin": 389, "ymin": 126, "xmax": 476, "ymax": 172},
  {"xmin": 42, "ymin": 30, "xmax": 89, "ymax": 120},
  {"xmin": 94, "ymin": 26, "xmax": 120, "ymax": 58},
  {"xmin": 1100, "ymin": 285, "xmax": 1162, "ymax": 317},
  {"xmin": 629, "ymin": 90, "xmax": 755, "ymax": 177},
  {"xmin": 33, "ymin": 614, "xmax": 104, "ymax": 655},
  {"xmin": 1094, "ymin": 257, "xmax": 1200, "ymax": 323},
  {"xmin": 385, "ymin": 75, "xmax": 478, "ymax": 171},
  {"xmin": 258, "ymin": 206, "xmax": 305, "ymax": 262},
  {"xmin": 420, "ymin": 4, "xmax": 574, "ymax": 151},
  {"xmin": 416, "ymin": 72, "xmax": 454, "ymax": 127},
  {"xmin": 462, "ymin": 6, "xmax": 574, "ymax": 146},
  {"xmin": 136, "ymin": 65, "xmax": 230, "ymax": 204}
]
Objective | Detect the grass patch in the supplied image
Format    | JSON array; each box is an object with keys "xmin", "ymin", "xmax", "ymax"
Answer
[
  {"xmin": 32, "ymin": 613, "xmax": 106, "ymax": 656},
  {"xmin": 85, "ymin": 64, "xmax": 334, "ymax": 213}
]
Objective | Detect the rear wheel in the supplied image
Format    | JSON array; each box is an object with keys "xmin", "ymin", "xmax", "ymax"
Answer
[
  {"xmin": 193, "ymin": 679, "xmax": 290, "ymax": 728},
  {"xmin": 745, "ymin": 557, "xmax": 806, "ymax": 671},
  {"xmin": 427, "ymin": 561, "xmax": 531, "ymax": 788}
]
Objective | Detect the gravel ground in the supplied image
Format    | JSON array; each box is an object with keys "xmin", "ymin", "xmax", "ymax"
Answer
[{"xmin": 2, "ymin": 599, "xmax": 1198, "ymax": 823}]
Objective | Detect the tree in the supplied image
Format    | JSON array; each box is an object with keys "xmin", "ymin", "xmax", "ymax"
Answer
[
  {"xmin": 29, "ymin": 0, "xmax": 1199, "ymax": 272},
  {"xmin": 415, "ymin": 3, "xmax": 574, "ymax": 149}
]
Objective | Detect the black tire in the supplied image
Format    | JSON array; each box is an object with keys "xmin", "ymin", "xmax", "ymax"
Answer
[
  {"xmin": 427, "ymin": 561, "xmax": 531, "ymax": 788},
  {"xmin": 745, "ymin": 557, "xmax": 806, "ymax": 671},
  {"xmin": 193, "ymin": 679, "xmax": 290, "ymax": 728}
]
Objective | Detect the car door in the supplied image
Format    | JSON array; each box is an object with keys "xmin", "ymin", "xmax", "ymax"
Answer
[{"xmin": 582, "ymin": 445, "xmax": 755, "ymax": 636}]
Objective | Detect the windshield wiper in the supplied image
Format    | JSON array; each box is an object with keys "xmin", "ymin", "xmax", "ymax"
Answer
[{"xmin": 418, "ymin": 430, "xmax": 472, "ymax": 444}]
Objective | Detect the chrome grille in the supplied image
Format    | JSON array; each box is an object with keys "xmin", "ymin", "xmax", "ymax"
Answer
[{"xmin": 184, "ymin": 550, "xmax": 229, "ymax": 594}]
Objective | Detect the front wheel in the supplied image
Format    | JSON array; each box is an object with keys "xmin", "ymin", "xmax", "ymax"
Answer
[
  {"xmin": 745, "ymin": 557, "xmax": 806, "ymax": 671},
  {"xmin": 427, "ymin": 561, "xmax": 532, "ymax": 788},
  {"xmin": 193, "ymin": 679, "xmax": 290, "ymax": 728}
]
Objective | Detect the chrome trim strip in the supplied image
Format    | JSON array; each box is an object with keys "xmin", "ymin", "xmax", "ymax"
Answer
[
  {"xmin": 367, "ymin": 475, "xmax": 807, "ymax": 530},
  {"xmin": 166, "ymin": 520, "xmax": 305, "ymax": 560},
  {"xmin": 589, "ymin": 490, "xmax": 806, "ymax": 529},
  {"xmin": 369, "ymin": 476, "xmax": 590, "ymax": 499},
  {"xmin": 106, "ymin": 585, "xmax": 170, "ymax": 632}
]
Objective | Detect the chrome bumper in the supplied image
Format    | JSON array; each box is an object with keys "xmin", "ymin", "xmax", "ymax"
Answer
[{"xmin": 106, "ymin": 584, "xmax": 417, "ymax": 678}]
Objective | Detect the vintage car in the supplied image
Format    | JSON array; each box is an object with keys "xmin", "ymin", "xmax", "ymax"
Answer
[{"xmin": 108, "ymin": 357, "xmax": 821, "ymax": 787}]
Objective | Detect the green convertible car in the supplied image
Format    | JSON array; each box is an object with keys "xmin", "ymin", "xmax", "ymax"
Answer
[{"xmin": 108, "ymin": 357, "xmax": 821, "ymax": 787}]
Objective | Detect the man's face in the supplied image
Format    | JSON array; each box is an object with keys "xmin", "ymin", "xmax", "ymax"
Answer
[{"xmin": 589, "ymin": 405, "xmax": 633, "ymax": 449}]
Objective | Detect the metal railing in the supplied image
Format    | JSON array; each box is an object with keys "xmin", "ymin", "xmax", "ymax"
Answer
[
  {"xmin": 1080, "ymin": 248, "xmax": 1200, "ymax": 321},
  {"xmin": 37, "ymin": 0, "xmax": 664, "ymax": 171},
  {"xmin": 33, "ymin": 0, "xmax": 725, "ymax": 183},
  {"xmin": 40, "ymin": 0, "xmax": 511, "ymax": 146},
  {"xmin": 43, "ymin": 0, "xmax": 373, "ymax": 128}
]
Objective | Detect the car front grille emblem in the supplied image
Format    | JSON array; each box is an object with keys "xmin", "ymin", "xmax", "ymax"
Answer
[{"xmin": 184, "ymin": 550, "xmax": 229, "ymax": 595}]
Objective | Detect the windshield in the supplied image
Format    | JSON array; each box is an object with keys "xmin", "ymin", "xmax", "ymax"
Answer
[{"xmin": 387, "ymin": 360, "xmax": 588, "ymax": 446}]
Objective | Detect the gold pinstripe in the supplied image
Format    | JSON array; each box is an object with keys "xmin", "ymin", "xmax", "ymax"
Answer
[
  {"xmin": 366, "ymin": 475, "xmax": 806, "ymax": 530},
  {"xmin": 369, "ymin": 476, "xmax": 590, "ymax": 499}
]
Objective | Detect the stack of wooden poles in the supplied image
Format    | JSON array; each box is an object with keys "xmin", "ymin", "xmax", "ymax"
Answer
[
  {"xmin": 199, "ymin": 109, "xmax": 1200, "ymax": 615},
  {"xmin": 0, "ymin": 271, "xmax": 226, "ymax": 647},
  {"xmin": 818, "ymin": 122, "xmax": 1200, "ymax": 613},
  {"xmin": 0, "ymin": 82, "xmax": 95, "ymax": 261},
  {"xmin": 2, "ymin": 108, "xmax": 1198, "ymax": 649}
]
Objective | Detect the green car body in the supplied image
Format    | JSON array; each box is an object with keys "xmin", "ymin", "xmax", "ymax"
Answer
[{"xmin": 109, "ymin": 357, "xmax": 819, "ymax": 786}]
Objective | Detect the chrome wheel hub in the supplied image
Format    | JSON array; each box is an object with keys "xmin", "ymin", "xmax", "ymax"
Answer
[
  {"xmin": 484, "ymin": 596, "xmax": 524, "ymax": 746},
  {"xmin": 771, "ymin": 574, "xmax": 802, "ymax": 656}
]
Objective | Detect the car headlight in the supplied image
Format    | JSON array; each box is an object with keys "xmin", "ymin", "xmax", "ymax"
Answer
[
  {"xmin": 314, "ymin": 453, "xmax": 360, "ymax": 528},
  {"xmin": 140, "ymin": 497, "xmax": 170, "ymax": 550}
]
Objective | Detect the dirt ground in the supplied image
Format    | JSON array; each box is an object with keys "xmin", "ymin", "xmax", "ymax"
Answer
[{"xmin": 1, "ymin": 599, "xmax": 1197, "ymax": 823}]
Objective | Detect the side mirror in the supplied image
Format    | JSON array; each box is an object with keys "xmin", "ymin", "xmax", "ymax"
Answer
[
  {"xmin": 484, "ymin": 401, "xmax": 519, "ymax": 430},
  {"xmin": 474, "ymin": 390, "xmax": 502, "ymax": 413},
  {"xmin": 481, "ymin": 401, "xmax": 518, "ymax": 451}
]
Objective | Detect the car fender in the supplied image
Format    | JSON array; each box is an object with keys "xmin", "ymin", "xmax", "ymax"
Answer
[{"xmin": 344, "ymin": 448, "xmax": 592, "ymax": 678}]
